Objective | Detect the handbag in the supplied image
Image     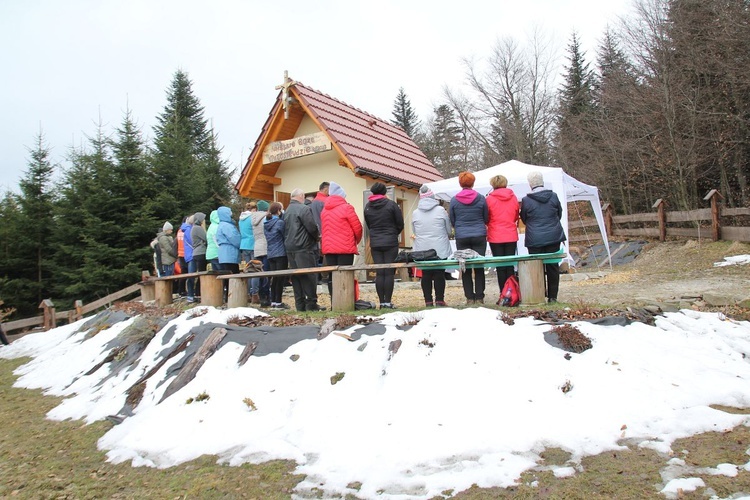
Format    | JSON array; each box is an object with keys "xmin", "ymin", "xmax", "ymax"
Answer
[
  {"xmin": 409, "ymin": 249, "xmax": 439, "ymax": 261},
  {"xmin": 394, "ymin": 249, "xmax": 439, "ymax": 263}
]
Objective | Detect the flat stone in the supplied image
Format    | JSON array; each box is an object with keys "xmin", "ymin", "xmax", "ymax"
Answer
[
  {"xmin": 653, "ymin": 302, "xmax": 680, "ymax": 313},
  {"xmin": 702, "ymin": 293, "xmax": 735, "ymax": 307}
]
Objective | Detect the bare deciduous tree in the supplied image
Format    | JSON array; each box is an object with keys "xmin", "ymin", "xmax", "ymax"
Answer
[{"xmin": 445, "ymin": 28, "xmax": 558, "ymax": 168}]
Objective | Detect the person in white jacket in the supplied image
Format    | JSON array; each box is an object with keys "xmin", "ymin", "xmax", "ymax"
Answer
[
  {"xmin": 411, "ymin": 185, "xmax": 452, "ymax": 307},
  {"xmin": 250, "ymin": 200, "xmax": 271, "ymax": 306}
]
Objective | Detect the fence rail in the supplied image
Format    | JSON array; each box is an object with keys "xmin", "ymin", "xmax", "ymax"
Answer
[
  {"xmin": 568, "ymin": 190, "xmax": 750, "ymax": 244},
  {"xmin": 1, "ymin": 283, "xmax": 141, "ymax": 336}
]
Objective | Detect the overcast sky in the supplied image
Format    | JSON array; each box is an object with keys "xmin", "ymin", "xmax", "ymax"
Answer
[{"xmin": 0, "ymin": 0, "xmax": 631, "ymax": 193}]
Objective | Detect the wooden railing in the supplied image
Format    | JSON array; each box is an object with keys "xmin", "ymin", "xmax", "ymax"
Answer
[
  {"xmin": 568, "ymin": 190, "xmax": 750, "ymax": 243},
  {"xmin": 1, "ymin": 283, "xmax": 142, "ymax": 335}
]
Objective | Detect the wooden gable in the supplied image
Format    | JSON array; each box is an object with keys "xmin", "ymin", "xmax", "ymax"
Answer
[{"xmin": 235, "ymin": 76, "xmax": 442, "ymax": 200}]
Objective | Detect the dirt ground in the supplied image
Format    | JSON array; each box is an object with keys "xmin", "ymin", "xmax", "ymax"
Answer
[{"xmin": 343, "ymin": 240, "xmax": 750, "ymax": 311}]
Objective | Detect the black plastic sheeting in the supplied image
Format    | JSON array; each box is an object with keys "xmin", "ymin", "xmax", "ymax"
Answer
[
  {"xmin": 159, "ymin": 321, "xmax": 387, "ymax": 382},
  {"xmin": 571, "ymin": 240, "xmax": 648, "ymax": 269}
]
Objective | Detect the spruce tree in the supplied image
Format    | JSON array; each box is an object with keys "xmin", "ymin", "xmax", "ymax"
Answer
[
  {"xmin": 156, "ymin": 69, "xmax": 209, "ymax": 155},
  {"xmin": 554, "ymin": 32, "xmax": 596, "ymax": 190},
  {"xmin": 13, "ymin": 132, "xmax": 57, "ymax": 313},
  {"xmin": 0, "ymin": 191, "xmax": 27, "ymax": 317},
  {"xmin": 559, "ymin": 32, "xmax": 595, "ymax": 117},
  {"xmin": 423, "ymin": 105, "xmax": 465, "ymax": 178},
  {"xmin": 196, "ymin": 126, "xmax": 233, "ymax": 213},
  {"xmin": 111, "ymin": 107, "xmax": 159, "ymax": 275},
  {"xmin": 51, "ymin": 121, "xmax": 126, "ymax": 303},
  {"xmin": 152, "ymin": 70, "xmax": 231, "ymax": 221},
  {"xmin": 391, "ymin": 87, "xmax": 421, "ymax": 138}
]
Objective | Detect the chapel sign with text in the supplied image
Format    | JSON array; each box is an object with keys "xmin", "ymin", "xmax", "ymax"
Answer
[{"xmin": 262, "ymin": 131, "xmax": 332, "ymax": 164}]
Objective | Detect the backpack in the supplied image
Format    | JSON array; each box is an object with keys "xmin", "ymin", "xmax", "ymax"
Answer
[{"xmin": 500, "ymin": 275, "xmax": 520, "ymax": 307}]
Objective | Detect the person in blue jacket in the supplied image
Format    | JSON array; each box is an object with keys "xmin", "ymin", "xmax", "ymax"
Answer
[
  {"xmin": 215, "ymin": 206, "xmax": 241, "ymax": 274},
  {"xmin": 449, "ymin": 171, "xmax": 489, "ymax": 304},
  {"xmin": 520, "ymin": 171, "xmax": 566, "ymax": 303},
  {"xmin": 263, "ymin": 202, "xmax": 290, "ymax": 309}
]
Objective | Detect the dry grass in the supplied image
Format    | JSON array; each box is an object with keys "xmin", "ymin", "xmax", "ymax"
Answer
[
  {"xmin": 2, "ymin": 351, "xmax": 750, "ymax": 498},
  {"xmin": 0, "ymin": 358, "xmax": 301, "ymax": 499}
]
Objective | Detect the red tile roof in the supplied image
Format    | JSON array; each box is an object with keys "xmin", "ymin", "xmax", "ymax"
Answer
[
  {"xmin": 293, "ymin": 83, "xmax": 442, "ymax": 187},
  {"xmin": 235, "ymin": 81, "xmax": 442, "ymax": 197}
]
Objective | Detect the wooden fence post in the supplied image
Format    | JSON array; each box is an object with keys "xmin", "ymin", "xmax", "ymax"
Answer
[
  {"xmin": 69, "ymin": 300, "xmax": 83, "ymax": 323},
  {"xmin": 39, "ymin": 299, "xmax": 56, "ymax": 330},
  {"xmin": 200, "ymin": 274, "xmax": 224, "ymax": 307},
  {"xmin": 602, "ymin": 203, "xmax": 613, "ymax": 238},
  {"xmin": 703, "ymin": 189, "xmax": 723, "ymax": 242},
  {"xmin": 518, "ymin": 260, "xmax": 546, "ymax": 306},
  {"xmin": 227, "ymin": 278, "xmax": 248, "ymax": 308},
  {"xmin": 653, "ymin": 199, "xmax": 666, "ymax": 241},
  {"xmin": 331, "ymin": 269, "xmax": 356, "ymax": 312}
]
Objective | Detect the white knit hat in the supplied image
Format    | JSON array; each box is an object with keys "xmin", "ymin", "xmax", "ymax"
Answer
[
  {"xmin": 527, "ymin": 171, "xmax": 544, "ymax": 189},
  {"xmin": 162, "ymin": 221, "xmax": 173, "ymax": 232},
  {"xmin": 328, "ymin": 181, "xmax": 346, "ymax": 198}
]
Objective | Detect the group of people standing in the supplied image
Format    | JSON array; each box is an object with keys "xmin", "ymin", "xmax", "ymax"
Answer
[
  {"xmin": 152, "ymin": 210, "xmax": 227, "ymax": 303},
  {"xmin": 413, "ymin": 170, "xmax": 565, "ymax": 307},
  {"xmin": 153, "ymin": 169, "xmax": 564, "ymax": 311}
]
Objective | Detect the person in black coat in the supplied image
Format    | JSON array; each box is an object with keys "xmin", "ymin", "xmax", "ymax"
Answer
[
  {"xmin": 520, "ymin": 171, "xmax": 566, "ymax": 303},
  {"xmin": 364, "ymin": 182, "xmax": 404, "ymax": 309},
  {"xmin": 283, "ymin": 188, "xmax": 323, "ymax": 312}
]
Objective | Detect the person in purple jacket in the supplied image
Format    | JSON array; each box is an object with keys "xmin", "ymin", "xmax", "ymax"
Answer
[{"xmin": 449, "ymin": 171, "xmax": 489, "ymax": 305}]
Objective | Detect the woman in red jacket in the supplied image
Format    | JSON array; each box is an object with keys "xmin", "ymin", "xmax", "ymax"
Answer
[
  {"xmin": 486, "ymin": 175, "xmax": 520, "ymax": 302},
  {"xmin": 321, "ymin": 181, "xmax": 363, "ymax": 297}
]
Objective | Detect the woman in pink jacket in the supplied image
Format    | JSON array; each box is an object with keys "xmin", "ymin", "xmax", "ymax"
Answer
[
  {"xmin": 486, "ymin": 175, "xmax": 520, "ymax": 301},
  {"xmin": 321, "ymin": 181, "xmax": 363, "ymax": 297}
]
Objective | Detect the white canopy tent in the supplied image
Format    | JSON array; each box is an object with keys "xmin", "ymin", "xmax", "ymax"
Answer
[{"xmin": 423, "ymin": 160, "xmax": 611, "ymax": 268}]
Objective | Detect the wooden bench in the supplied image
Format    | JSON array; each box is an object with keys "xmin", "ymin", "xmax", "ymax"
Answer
[
  {"xmin": 218, "ymin": 263, "xmax": 418, "ymax": 312},
  {"xmin": 414, "ymin": 250, "xmax": 566, "ymax": 305},
  {"xmin": 150, "ymin": 270, "xmax": 231, "ymax": 307},
  {"xmin": 215, "ymin": 250, "xmax": 564, "ymax": 311},
  {"xmin": 217, "ymin": 265, "xmax": 344, "ymax": 309}
]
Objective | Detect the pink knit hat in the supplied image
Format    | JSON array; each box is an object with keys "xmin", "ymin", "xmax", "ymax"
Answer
[{"xmin": 419, "ymin": 185, "xmax": 435, "ymax": 199}]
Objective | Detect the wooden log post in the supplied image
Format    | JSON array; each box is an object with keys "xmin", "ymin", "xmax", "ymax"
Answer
[
  {"xmin": 200, "ymin": 274, "xmax": 224, "ymax": 307},
  {"xmin": 154, "ymin": 280, "xmax": 173, "ymax": 306},
  {"xmin": 331, "ymin": 269, "xmax": 356, "ymax": 312},
  {"xmin": 703, "ymin": 189, "xmax": 723, "ymax": 242},
  {"xmin": 518, "ymin": 260, "xmax": 546, "ymax": 306},
  {"xmin": 653, "ymin": 199, "xmax": 666, "ymax": 242},
  {"xmin": 227, "ymin": 277, "xmax": 248, "ymax": 308},
  {"xmin": 0, "ymin": 323, "xmax": 8, "ymax": 346},
  {"xmin": 140, "ymin": 282, "xmax": 155, "ymax": 302},
  {"xmin": 39, "ymin": 299, "xmax": 56, "ymax": 330},
  {"xmin": 396, "ymin": 267, "xmax": 410, "ymax": 282},
  {"xmin": 71, "ymin": 300, "xmax": 83, "ymax": 322}
]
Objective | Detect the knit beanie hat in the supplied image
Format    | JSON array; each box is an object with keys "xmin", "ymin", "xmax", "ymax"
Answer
[
  {"xmin": 329, "ymin": 181, "xmax": 346, "ymax": 198},
  {"xmin": 370, "ymin": 182, "xmax": 387, "ymax": 195},
  {"xmin": 256, "ymin": 200, "xmax": 270, "ymax": 211},
  {"xmin": 527, "ymin": 171, "xmax": 544, "ymax": 189},
  {"xmin": 419, "ymin": 185, "xmax": 435, "ymax": 199},
  {"xmin": 458, "ymin": 171, "xmax": 475, "ymax": 188},
  {"xmin": 163, "ymin": 221, "xmax": 173, "ymax": 232}
]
